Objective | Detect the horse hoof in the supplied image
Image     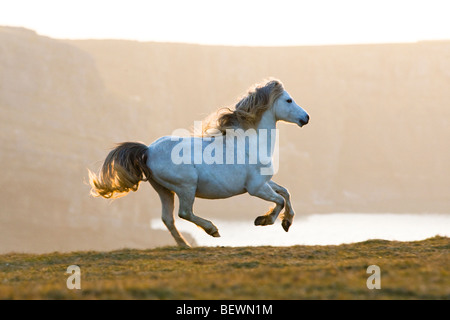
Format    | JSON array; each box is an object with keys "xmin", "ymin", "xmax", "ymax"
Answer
[
  {"xmin": 254, "ymin": 216, "xmax": 266, "ymax": 226},
  {"xmin": 255, "ymin": 216, "xmax": 271, "ymax": 226},
  {"xmin": 282, "ymin": 220, "xmax": 291, "ymax": 232},
  {"xmin": 255, "ymin": 215, "xmax": 274, "ymax": 226},
  {"xmin": 211, "ymin": 231, "xmax": 221, "ymax": 237}
]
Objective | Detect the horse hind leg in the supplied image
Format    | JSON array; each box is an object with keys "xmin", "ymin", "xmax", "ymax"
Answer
[
  {"xmin": 176, "ymin": 188, "xmax": 220, "ymax": 238},
  {"xmin": 149, "ymin": 178, "xmax": 191, "ymax": 248}
]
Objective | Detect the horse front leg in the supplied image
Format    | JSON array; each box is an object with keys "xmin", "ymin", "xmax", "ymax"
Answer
[
  {"xmin": 247, "ymin": 182, "xmax": 285, "ymax": 227},
  {"xmin": 268, "ymin": 180, "xmax": 295, "ymax": 232}
]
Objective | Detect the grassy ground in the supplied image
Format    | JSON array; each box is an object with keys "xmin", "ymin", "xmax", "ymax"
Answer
[{"xmin": 0, "ymin": 236, "xmax": 448, "ymax": 299}]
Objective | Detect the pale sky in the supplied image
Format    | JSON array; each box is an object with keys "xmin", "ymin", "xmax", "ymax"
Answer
[{"xmin": 1, "ymin": 0, "xmax": 450, "ymax": 46}]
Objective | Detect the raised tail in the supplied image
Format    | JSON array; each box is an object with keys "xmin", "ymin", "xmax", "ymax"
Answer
[{"xmin": 88, "ymin": 142, "xmax": 151, "ymax": 199}]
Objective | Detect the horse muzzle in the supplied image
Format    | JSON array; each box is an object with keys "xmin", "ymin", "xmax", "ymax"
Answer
[{"xmin": 298, "ymin": 115, "xmax": 310, "ymax": 127}]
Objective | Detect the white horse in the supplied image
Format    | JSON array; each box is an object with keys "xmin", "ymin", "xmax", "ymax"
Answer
[{"xmin": 89, "ymin": 79, "xmax": 309, "ymax": 247}]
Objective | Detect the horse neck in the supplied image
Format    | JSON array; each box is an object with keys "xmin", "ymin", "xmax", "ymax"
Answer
[
  {"xmin": 257, "ymin": 107, "xmax": 277, "ymax": 131},
  {"xmin": 255, "ymin": 107, "xmax": 278, "ymax": 158}
]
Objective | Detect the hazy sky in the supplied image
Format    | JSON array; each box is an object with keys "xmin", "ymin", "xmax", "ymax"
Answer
[{"xmin": 1, "ymin": 0, "xmax": 450, "ymax": 46}]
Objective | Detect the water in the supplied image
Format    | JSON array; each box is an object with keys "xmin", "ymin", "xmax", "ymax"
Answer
[{"xmin": 151, "ymin": 213, "xmax": 450, "ymax": 246}]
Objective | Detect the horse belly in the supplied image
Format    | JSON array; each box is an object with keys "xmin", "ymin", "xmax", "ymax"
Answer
[{"xmin": 195, "ymin": 164, "xmax": 247, "ymax": 199}]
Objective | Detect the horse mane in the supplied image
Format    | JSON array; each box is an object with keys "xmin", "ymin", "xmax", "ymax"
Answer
[{"xmin": 203, "ymin": 79, "xmax": 284, "ymax": 135}]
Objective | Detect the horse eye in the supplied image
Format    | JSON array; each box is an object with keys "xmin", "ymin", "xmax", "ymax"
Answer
[{"xmin": 286, "ymin": 99, "xmax": 292, "ymax": 103}]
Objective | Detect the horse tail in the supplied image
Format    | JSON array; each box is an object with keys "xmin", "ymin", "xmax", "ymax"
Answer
[{"xmin": 88, "ymin": 142, "xmax": 151, "ymax": 199}]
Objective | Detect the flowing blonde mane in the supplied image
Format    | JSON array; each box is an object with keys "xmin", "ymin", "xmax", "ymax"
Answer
[{"xmin": 203, "ymin": 79, "xmax": 284, "ymax": 135}]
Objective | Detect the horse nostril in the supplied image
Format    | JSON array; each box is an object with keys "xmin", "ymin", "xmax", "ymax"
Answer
[
  {"xmin": 299, "ymin": 118, "xmax": 308, "ymax": 126},
  {"xmin": 300, "ymin": 115, "xmax": 309, "ymax": 126}
]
